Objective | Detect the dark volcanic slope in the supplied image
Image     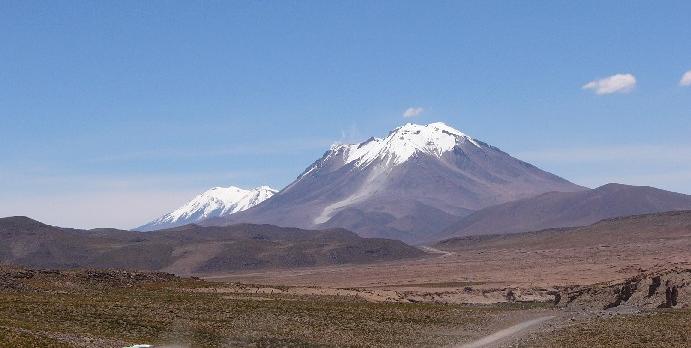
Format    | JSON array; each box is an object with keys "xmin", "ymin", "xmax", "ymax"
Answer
[
  {"xmin": 435, "ymin": 210, "xmax": 691, "ymax": 251},
  {"xmin": 434, "ymin": 183, "xmax": 691, "ymax": 241},
  {"xmin": 0, "ymin": 217, "xmax": 425, "ymax": 275}
]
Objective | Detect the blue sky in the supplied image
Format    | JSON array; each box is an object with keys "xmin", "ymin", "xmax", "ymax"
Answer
[{"xmin": 1, "ymin": 1, "xmax": 690, "ymax": 228}]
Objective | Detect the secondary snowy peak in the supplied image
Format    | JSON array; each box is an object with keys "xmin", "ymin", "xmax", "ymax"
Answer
[
  {"xmin": 335, "ymin": 122, "xmax": 479, "ymax": 167},
  {"xmin": 138, "ymin": 185, "xmax": 277, "ymax": 231}
]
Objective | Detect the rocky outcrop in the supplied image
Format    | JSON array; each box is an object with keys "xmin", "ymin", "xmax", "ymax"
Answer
[
  {"xmin": 0, "ymin": 266, "xmax": 185, "ymax": 292},
  {"xmin": 556, "ymin": 269, "xmax": 690, "ymax": 310}
]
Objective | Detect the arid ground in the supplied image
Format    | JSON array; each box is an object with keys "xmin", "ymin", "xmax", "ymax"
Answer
[
  {"xmin": 208, "ymin": 212, "xmax": 691, "ymax": 303},
  {"xmin": 1, "ymin": 213, "xmax": 690, "ymax": 347},
  {"xmin": 0, "ymin": 266, "xmax": 688, "ymax": 348}
]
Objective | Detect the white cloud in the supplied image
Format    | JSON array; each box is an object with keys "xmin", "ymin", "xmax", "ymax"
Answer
[
  {"xmin": 582, "ymin": 73, "xmax": 636, "ymax": 95},
  {"xmin": 403, "ymin": 107, "xmax": 424, "ymax": 118},
  {"xmin": 680, "ymin": 70, "xmax": 691, "ymax": 86}
]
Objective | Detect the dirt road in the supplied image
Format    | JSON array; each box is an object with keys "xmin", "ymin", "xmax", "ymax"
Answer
[{"xmin": 455, "ymin": 316, "xmax": 554, "ymax": 348}]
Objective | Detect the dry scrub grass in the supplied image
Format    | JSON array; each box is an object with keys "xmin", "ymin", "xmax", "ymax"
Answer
[
  {"xmin": 0, "ymin": 273, "xmax": 539, "ymax": 347},
  {"xmin": 520, "ymin": 309, "xmax": 691, "ymax": 347},
  {"xmin": 3, "ymin": 268, "xmax": 687, "ymax": 347}
]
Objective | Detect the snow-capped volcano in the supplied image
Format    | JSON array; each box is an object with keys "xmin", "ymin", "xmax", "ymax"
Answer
[
  {"xmin": 137, "ymin": 186, "xmax": 277, "ymax": 231},
  {"xmin": 316, "ymin": 122, "xmax": 481, "ymax": 169},
  {"xmin": 215, "ymin": 122, "xmax": 586, "ymax": 243}
]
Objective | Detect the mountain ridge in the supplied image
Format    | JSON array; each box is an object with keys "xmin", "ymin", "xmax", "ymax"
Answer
[
  {"xmin": 0, "ymin": 216, "xmax": 425, "ymax": 274},
  {"xmin": 434, "ymin": 209, "xmax": 691, "ymax": 251},
  {"xmin": 137, "ymin": 185, "xmax": 277, "ymax": 231},
  {"xmin": 210, "ymin": 122, "xmax": 585, "ymax": 243},
  {"xmin": 433, "ymin": 183, "xmax": 691, "ymax": 241}
]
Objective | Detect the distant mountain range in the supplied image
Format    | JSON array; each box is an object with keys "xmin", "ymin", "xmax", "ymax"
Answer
[
  {"xmin": 209, "ymin": 122, "xmax": 584, "ymax": 243},
  {"xmin": 435, "ymin": 209, "xmax": 691, "ymax": 253},
  {"xmin": 433, "ymin": 183, "xmax": 691, "ymax": 241},
  {"xmin": 133, "ymin": 122, "xmax": 691, "ymax": 245},
  {"xmin": 137, "ymin": 186, "xmax": 277, "ymax": 231},
  {"xmin": 0, "ymin": 216, "xmax": 424, "ymax": 274}
]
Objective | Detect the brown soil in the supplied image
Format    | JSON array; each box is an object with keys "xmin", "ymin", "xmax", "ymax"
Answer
[{"xmin": 209, "ymin": 211, "xmax": 691, "ymax": 298}]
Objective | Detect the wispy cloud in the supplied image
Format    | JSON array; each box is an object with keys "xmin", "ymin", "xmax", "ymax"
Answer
[
  {"xmin": 680, "ymin": 70, "xmax": 691, "ymax": 87},
  {"xmin": 582, "ymin": 73, "xmax": 636, "ymax": 95},
  {"xmin": 403, "ymin": 107, "xmax": 424, "ymax": 118},
  {"xmin": 338, "ymin": 123, "xmax": 363, "ymax": 144}
]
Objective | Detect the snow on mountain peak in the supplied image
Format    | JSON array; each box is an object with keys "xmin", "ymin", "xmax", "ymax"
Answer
[
  {"xmin": 332, "ymin": 122, "xmax": 481, "ymax": 168},
  {"xmin": 138, "ymin": 185, "xmax": 277, "ymax": 230}
]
